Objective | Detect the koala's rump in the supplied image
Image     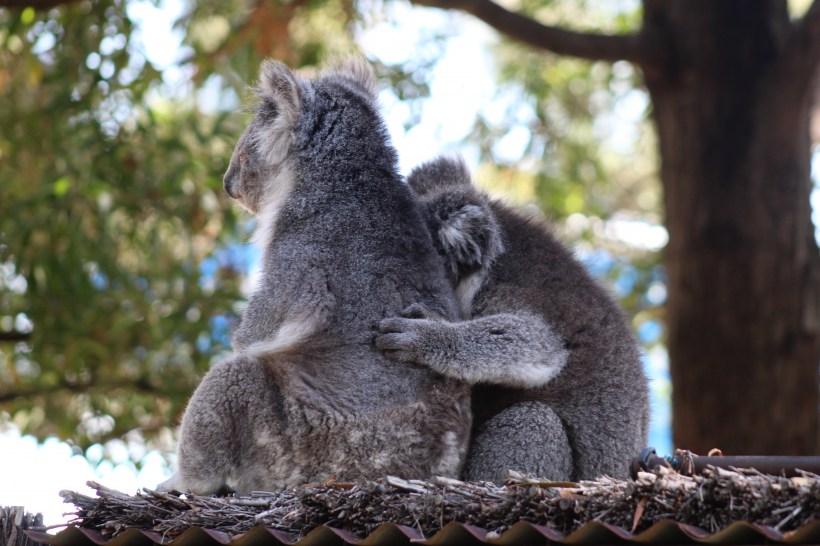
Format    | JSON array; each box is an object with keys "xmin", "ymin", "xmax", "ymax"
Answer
[
  {"xmin": 276, "ymin": 350, "xmax": 471, "ymax": 482},
  {"xmin": 183, "ymin": 350, "xmax": 470, "ymax": 490}
]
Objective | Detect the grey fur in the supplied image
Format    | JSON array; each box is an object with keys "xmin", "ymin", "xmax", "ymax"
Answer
[
  {"xmin": 376, "ymin": 155, "xmax": 650, "ymax": 483},
  {"xmin": 465, "ymin": 401, "xmax": 573, "ymax": 482},
  {"xmin": 159, "ymin": 60, "xmax": 471, "ymax": 495}
]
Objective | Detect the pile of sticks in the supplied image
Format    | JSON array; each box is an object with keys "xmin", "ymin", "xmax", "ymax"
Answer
[
  {"xmin": 60, "ymin": 466, "xmax": 820, "ymax": 541},
  {"xmin": 1, "ymin": 507, "xmax": 45, "ymax": 546}
]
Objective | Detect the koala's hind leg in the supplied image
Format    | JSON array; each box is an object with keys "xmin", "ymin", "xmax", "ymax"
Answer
[
  {"xmin": 462, "ymin": 401, "xmax": 572, "ymax": 484},
  {"xmin": 555, "ymin": 390, "xmax": 649, "ymax": 481},
  {"xmin": 158, "ymin": 354, "xmax": 294, "ymax": 495}
]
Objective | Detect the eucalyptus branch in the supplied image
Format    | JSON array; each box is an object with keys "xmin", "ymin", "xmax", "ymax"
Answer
[
  {"xmin": 0, "ymin": 0, "xmax": 70, "ymax": 8},
  {"xmin": 0, "ymin": 331, "xmax": 31, "ymax": 342},
  {"xmin": 407, "ymin": 0, "xmax": 663, "ymax": 67},
  {"xmin": 780, "ymin": 0, "xmax": 820, "ymax": 93}
]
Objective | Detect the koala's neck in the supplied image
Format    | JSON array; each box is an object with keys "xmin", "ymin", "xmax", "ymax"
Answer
[
  {"xmin": 249, "ymin": 162, "xmax": 299, "ymax": 251},
  {"xmin": 250, "ymin": 145, "xmax": 405, "ymax": 272}
]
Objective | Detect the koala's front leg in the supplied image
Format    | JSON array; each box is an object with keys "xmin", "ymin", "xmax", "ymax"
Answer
[{"xmin": 377, "ymin": 306, "xmax": 568, "ymax": 389}]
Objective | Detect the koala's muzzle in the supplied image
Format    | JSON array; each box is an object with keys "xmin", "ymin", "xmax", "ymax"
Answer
[{"xmin": 223, "ymin": 160, "xmax": 240, "ymax": 199}]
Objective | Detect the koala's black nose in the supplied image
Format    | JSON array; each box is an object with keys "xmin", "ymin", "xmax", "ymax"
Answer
[
  {"xmin": 224, "ymin": 180, "xmax": 238, "ymax": 199},
  {"xmin": 223, "ymin": 163, "xmax": 240, "ymax": 199}
]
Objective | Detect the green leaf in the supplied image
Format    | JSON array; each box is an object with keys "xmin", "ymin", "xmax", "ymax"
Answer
[
  {"xmin": 53, "ymin": 176, "xmax": 71, "ymax": 196},
  {"xmin": 20, "ymin": 7, "xmax": 35, "ymax": 26}
]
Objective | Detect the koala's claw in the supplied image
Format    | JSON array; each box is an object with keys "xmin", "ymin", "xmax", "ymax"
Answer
[
  {"xmin": 380, "ymin": 347, "xmax": 416, "ymax": 363},
  {"xmin": 401, "ymin": 303, "xmax": 442, "ymax": 320},
  {"xmin": 375, "ymin": 330, "xmax": 413, "ymax": 350},
  {"xmin": 375, "ymin": 324, "xmax": 420, "ymax": 363},
  {"xmin": 376, "ymin": 313, "xmax": 442, "ymax": 364},
  {"xmin": 379, "ymin": 317, "xmax": 412, "ymax": 334}
]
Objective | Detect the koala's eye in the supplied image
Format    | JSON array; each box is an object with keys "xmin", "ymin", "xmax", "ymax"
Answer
[{"xmin": 239, "ymin": 152, "xmax": 246, "ymax": 162}]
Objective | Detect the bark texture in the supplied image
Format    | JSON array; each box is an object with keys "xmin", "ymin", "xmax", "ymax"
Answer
[
  {"xmin": 643, "ymin": 0, "xmax": 820, "ymax": 455},
  {"xmin": 409, "ymin": 0, "xmax": 820, "ymax": 455}
]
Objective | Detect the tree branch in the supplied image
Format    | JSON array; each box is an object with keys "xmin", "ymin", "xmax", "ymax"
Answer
[
  {"xmin": 0, "ymin": 0, "xmax": 72, "ymax": 9},
  {"xmin": 0, "ymin": 380, "xmax": 164, "ymax": 403},
  {"xmin": 781, "ymin": 0, "xmax": 820, "ymax": 91},
  {"xmin": 0, "ymin": 331, "xmax": 31, "ymax": 342},
  {"xmin": 803, "ymin": 0, "xmax": 820, "ymax": 37},
  {"xmin": 408, "ymin": 0, "xmax": 663, "ymax": 67},
  {"xmin": 0, "ymin": 384, "xmax": 67, "ymax": 403},
  {"xmin": 792, "ymin": 0, "xmax": 820, "ymax": 62}
]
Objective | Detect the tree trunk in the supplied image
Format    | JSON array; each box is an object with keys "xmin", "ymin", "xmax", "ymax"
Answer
[{"xmin": 643, "ymin": 0, "xmax": 820, "ymax": 455}]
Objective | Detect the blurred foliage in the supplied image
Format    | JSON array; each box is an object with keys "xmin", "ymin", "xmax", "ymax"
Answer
[
  {"xmin": 0, "ymin": 0, "xmax": 362, "ymax": 451},
  {"xmin": 468, "ymin": 0, "xmax": 666, "ymax": 345},
  {"xmin": 0, "ymin": 0, "xmax": 668, "ymax": 455}
]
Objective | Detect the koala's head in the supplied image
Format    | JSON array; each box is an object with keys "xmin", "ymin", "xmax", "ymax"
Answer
[
  {"xmin": 408, "ymin": 155, "xmax": 504, "ymax": 287},
  {"xmin": 223, "ymin": 60, "xmax": 304, "ymax": 216},
  {"xmin": 224, "ymin": 57, "xmax": 381, "ymax": 245}
]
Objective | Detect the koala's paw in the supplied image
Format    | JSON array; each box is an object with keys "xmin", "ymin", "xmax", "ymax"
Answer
[
  {"xmin": 376, "ymin": 317, "xmax": 427, "ymax": 363},
  {"xmin": 156, "ymin": 474, "xmax": 182, "ymax": 493}
]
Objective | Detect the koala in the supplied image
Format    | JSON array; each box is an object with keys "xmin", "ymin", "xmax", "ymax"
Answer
[
  {"xmin": 158, "ymin": 59, "xmax": 471, "ymax": 496},
  {"xmin": 376, "ymin": 155, "xmax": 650, "ymax": 483}
]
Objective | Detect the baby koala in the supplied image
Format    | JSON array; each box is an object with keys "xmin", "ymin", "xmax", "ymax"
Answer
[
  {"xmin": 377, "ymin": 155, "xmax": 650, "ymax": 482},
  {"xmin": 159, "ymin": 60, "xmax": 471, "ymax": 495}
]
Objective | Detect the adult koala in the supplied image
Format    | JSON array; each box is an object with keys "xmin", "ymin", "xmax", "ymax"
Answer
[
  {"xmin": 376, "ymin": 155, "xmax": 649, "ymax": 483},
  {"xmin": 159, "ymin": 60, "xmax": 471, "ymax": 495}
]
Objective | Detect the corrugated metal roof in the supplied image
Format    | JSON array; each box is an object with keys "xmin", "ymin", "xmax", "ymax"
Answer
[
  {"xmin": 30, "ymin": 464, "xmax": 820, "ymax": 546},
  {"xmin": 24, "ymin": 519, "xmax": 820, "ymax": 546}
]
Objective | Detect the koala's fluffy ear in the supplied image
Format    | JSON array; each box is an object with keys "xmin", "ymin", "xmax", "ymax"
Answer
[
  {"xmin": 410, "ymin": 154, "xmax": 504, "ymax": 277},
  {"xmin": 407, "ymin": 155, "xmax": 473, "ymax": 197},
  {"xmin": 258, "ymin": 59, "xmax": 302, "ymax": 125},
  {"xmin": 320, "ymin": 55, "xmax": 379, "ymax": 101},
  {"xmin": 435, "ymin": 197, "xmax": 503, "ymax": 276}
]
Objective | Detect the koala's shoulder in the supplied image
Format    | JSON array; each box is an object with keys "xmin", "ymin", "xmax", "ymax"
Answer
[{"xmin": 478, "ymin": 203, "xmax": 615, "ymax": 318}]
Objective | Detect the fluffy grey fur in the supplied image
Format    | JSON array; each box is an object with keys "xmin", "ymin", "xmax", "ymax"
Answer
[
  {"xmin": 159, "ymin": 60, "xmax": 471, "ymax": 495},
  {"xmin": 376, "ymin": 155, "xmax": 650, "ymax": 483}
]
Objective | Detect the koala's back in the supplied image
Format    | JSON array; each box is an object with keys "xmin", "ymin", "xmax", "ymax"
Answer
[
  {"xmin": 471, "ymin": 203, "xmax": 649, "ymax": 479},
  {"xmin": 234, "ymin": 81, "xmax": 462, "ymax": 408},
  {"xmin": 163, "ymin": 61, "xmax": 472, "ymax": 495},
  {"xmin": 247, "ymin": 199, "xmax": 463, "ymax": 408}
]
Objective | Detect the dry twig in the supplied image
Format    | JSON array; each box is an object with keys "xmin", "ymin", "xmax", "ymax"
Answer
[
  {"xmin": 59, "ymin": 466, "xmax": 820, "ymax": 542},
  {"xmin": 0, "ymin": 506, "xmax": 46, "ymax": 546}
]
